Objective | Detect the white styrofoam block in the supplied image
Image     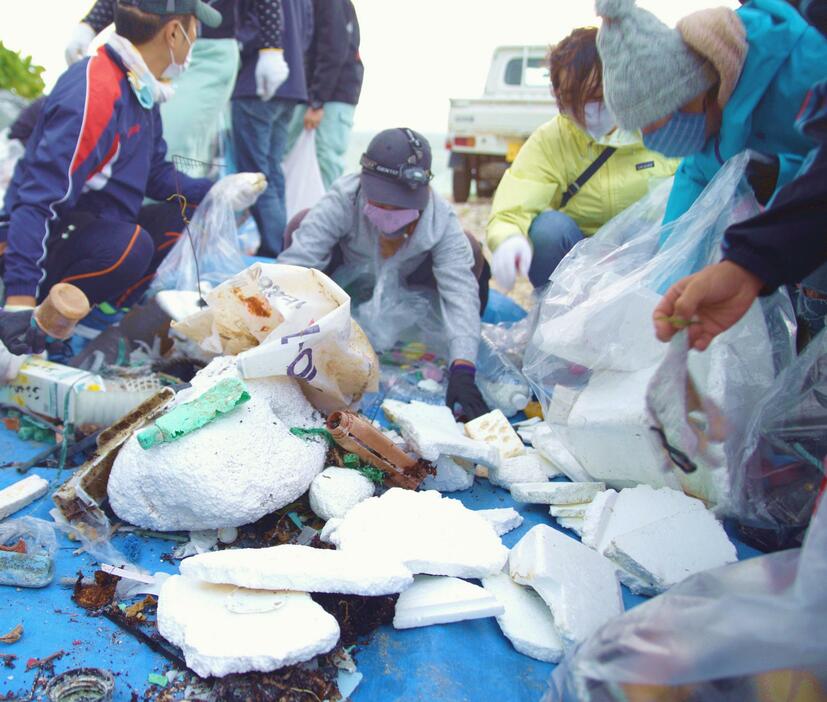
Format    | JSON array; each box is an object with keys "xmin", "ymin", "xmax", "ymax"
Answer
[
  {"xmin": 109, "ymin": 357, "xmax": 326, "ymax": 531},
  {"xmin": 381, "ymin": 400, "xmax": 500, "ymax": 468},
  {"xmin": 489, "ymin": 454, "xmax": 549, "ymax": 489},
  {"xmin": 511, "ymin": 482, "xmax": 605, "ymax": 505},
  {"xmin": 524, "ymin": 448, "xmax": 563, "ymax": 479},
  {"xmin": 157, "ymin": 575, "xmax": 340, "ymax": 677},
  {"xmin": 530, "ymin": 424, "xmax": 590, "ymax": 483},
  {"xmin": 475, "ymin": 508, "xmax": 524, "ymax": 536},
  {"xmin": 330, "ymin": 488, "xmax": 509, "ymax": 578},
  {"xmin": 548, "ymin": 503, "xmax": 590, "ymax": 518},
  {"xmin": 393, "ymin": 575, "xmax": 504, "ymax": 629},
  {"xmin": 180, "ymin": 543, "xmax": 413, "ymax": 595},
  {"xmin": 309, "ymin": 467, "xmax": 375, "ymax": 521},
  {"xmin": 509, "ymin": 525, "xmax": 622, "ymax": 649},
  {"xmin": 555, "ymin": 517, "xmax": 584, "ymax": 536},
  {"xmin": 481, "ymin": 572, "xmax": 564, "ymax": 663},
  {"xmin": 319, "ymin": 518, "xmax": 343, "ymax": 544},
  {"xmin": 606, "ymin": 510, "xmax": 737, "ymax": 593},
  {"xmin": 580, "ymin": 489, "xmax": 619, "ymax": 552},
  {"xmin": 0, "ymin": 475, "xmax": 49, "ymax": 521},
  {"xmin": 465, "ymin": 409, "xmax": 525, "ymax": 460},
  {"xmin": 421, "ymin": 456, "xmax": 474, "ymax": 493}
]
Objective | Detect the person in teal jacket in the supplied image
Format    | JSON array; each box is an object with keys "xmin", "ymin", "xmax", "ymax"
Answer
[{"xmin": 594, "ymin": 0, "xmax": 827, "ymax": 227}]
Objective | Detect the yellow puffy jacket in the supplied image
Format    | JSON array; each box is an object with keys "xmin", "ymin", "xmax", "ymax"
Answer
[{"xmin": 486, "ymin": 115, "xmax": 679, "ymax": 251}]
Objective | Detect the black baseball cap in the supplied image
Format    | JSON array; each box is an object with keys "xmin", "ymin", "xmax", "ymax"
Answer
[
  {"xmin": 360, "ymin": 128, "xmax": 433, "ymax": 210},
  {"xmin": 119, "ymin": 0, "xmax": 222, "ymax": 27}
]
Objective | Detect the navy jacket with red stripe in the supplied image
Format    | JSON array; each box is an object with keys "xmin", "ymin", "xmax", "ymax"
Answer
[{"xmin": 1, "ymin": 45, "xmax": 211, "ymax": 298}]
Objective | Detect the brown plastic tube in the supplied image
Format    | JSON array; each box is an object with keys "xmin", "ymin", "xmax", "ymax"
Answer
[{"xmin": 33, "ymin": 283, "xmax": 90, "ymax": 339}]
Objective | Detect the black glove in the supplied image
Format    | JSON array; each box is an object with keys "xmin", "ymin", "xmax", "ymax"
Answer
[
  {"xmin": 446, "ymin": 362, "xmax": 489, "ymax": 420},
  {"xmin": 0, "ymin": 309, "xmax": 47, "ymax": 356}
]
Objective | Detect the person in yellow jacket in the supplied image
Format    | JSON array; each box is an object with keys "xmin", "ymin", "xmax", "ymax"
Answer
[{"xmin": 487, "ymin": 27, "xmax": 678, "ymax": 290}]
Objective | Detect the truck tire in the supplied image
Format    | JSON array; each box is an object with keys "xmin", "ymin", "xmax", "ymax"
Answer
[{"xmin": 453, "ymin": 165, "xmax": 472, "ymax": 203}]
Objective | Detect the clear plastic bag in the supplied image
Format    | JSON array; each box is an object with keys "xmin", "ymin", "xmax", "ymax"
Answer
[
  {"xmin": 544, "ymin": 499, "xmax": 827, "ymax": 702},
  {"xmin": 476, "ymin": 332, "xmax": 531, "ymax": 417},
  {"xmin": 283, "ymin": 129, "xmax": 325, "ymax": 222},
  {"xmin": 0, "ymin": 516, "xmax": 57, "ymax": 558}
]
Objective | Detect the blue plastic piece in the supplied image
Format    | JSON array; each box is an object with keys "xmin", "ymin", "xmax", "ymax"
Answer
[{"xmin": 482, "ymin": 290, "xmax": 528, "ymax": 325}]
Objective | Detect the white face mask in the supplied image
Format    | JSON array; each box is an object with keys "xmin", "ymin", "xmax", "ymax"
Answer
[
  {"xmin": 582, "ymin": 101, "xmax": 617, "ymax": 140},
  {"xmin": 162, "ymin": 21, "xmax": 193, "ymax": 80}
]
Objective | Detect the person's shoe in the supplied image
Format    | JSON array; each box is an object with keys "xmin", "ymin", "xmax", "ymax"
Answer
[{"xmin": 73, "ymin": 302, "xmax": 129, "ymax": 340}]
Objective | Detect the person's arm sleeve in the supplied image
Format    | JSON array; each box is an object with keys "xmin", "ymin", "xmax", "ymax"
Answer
[
  {"xmin": 775, "ymin": 152, "xmax": 805, "ymax": 192},
  {"xmin": 256, "ymin": 0, "xmax": 284, "ymax": 49},
  {"xmin": 661, "ymin": 156, "xmax": 709, "ymax": 226},
  {"xmin": 431, "ymin": 213, "xmax": 481, "ymax": 363},
  {"xmin": 82, "ymin": 0, "xmax": 116, "ymax": 34},
  {"xmin": 307, "ymin": 0, "xmax": 349, "ymax": 105},
  {"xmin": 486, "ymin": 123, "xmax": 563, "ymax": 252},
  {"xmin": 723, "ymin": 146, "xmax": 827, "ymax": 292}
]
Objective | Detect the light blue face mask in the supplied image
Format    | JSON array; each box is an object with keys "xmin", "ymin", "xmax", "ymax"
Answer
[{"xmin": 642, "ymin": 110, "xmax": 708, "ymax": 157}]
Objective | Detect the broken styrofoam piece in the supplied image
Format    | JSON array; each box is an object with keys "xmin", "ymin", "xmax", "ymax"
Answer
[
  {"xmin": 489, "ymin": 454, "xmax": 550, "ymax": 489},
  {"xmin": 465, "ymin": 409, "xmax": 525, "ymax": 460},
  {"xmin": 393, "ymin": 575, "xmax": 504, "ymax": 629},
  {"xmin": 605, "ymin": 510, "xmax": 737, "ymax": 594},
  {"xmin": 421, "ymin": 456, "xmax": 475, "ymax": 493},
  {"xmin": 157, "ymin": 575, "xmax": 340, "ymax": 677},
  {"xmin": 381, "ymin": 400, "xmax": 500, "ymax": 468},
  {"xmin": 0, "ymin": 475, "xmax": 49, "ymax": 521},
  {"xmin": 217, "ymin": 527, "xmax": 238, "ymax": 544},
  {"xmin": 548, "ymin": 503, "xmax": 591, "ymax": 518},
  {"xmin": 509, "ymin": 525, "xmax": 622, "ymax": 649},
  {"xmin": 172, "ymin": 530, "xmax": 219, "ymax": 560},
  {"xmin": 530, "ymin": 424, "xmax": 591, "ymax": 483},
  {"xmin": 555, "ymin": 517, "xmax": 584, "ymax": 537},
  {"xmin": 319, "ymin": 518, "xmax": 342, "ymax": 544},
  {"xmin": 180, "ymin": 543, "xmax": 413, "ymax": 595},
  {"xmin": 510, "ymin": 482, "xmax": 605, "ymax": 505},
  {"xmin": 108, "ymin": 357, "xmax": 326, "ymax": 531},
  {"xmin": 481, "ymin": 571, "xmax": 564, "ymax": 663},
  {"xmin": 475, "ymin": 508, "xmax": 524, "ymax": 536},
  {"xmin": 308, "ymin": 467, "xmax": 375, "ymax": 521},
  {"xmin": 330, "ymin": 488, "xmax": 509, "ymax": 578},
  {"xmin": 581, "ymin": 485, "xmax": 708, "ymax": 555}
]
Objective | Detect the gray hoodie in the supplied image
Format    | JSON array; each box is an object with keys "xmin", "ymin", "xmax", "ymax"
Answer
[{"xmin": 278, "ymin": 174, "xmax": 480, "ymax": 363}]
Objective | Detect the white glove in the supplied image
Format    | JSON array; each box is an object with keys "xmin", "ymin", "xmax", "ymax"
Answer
[
  {"xmin": 0, "ymin": 340, "xmax": 26, "ymax": 382},
  {"xmin": 65, "ymin": 23, "xmax": 96, "ymax": 65},
  {"xmin": 255, "ymin": 49, "xmax": 290, "ymax": 101},
  {"xmin": 212, "ymin": 172, "xmax": 268, "ymax": 211},
  {"xmin": 491, "ymin": 235, "xmax": 533, "ymax": 291}
]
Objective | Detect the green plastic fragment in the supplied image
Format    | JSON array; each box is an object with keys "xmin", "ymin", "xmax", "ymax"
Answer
[
  {"xmin": 290, "ymin": 427, "xmax": 334, "ymax": 445},
  {"xmin": 287, "ymin": 511, "xmax": 304, "ymax": 530},
  {"xmin": 342, "ymin": 453, "xmax": 386, "ymax": 484},
  {"xmin": 147, "ymin": 673, "xmax": 168, "ymax": 688},
  {"xmin": 137, "ymin": 377, "xmax": 251, "ymax": 450}
]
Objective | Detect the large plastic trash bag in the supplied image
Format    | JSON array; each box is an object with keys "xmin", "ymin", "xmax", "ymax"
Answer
[
  {"xmin": 284, "ymin": 129, "xmax": 325, "ymax": 222},
  {"xmin": 522, "ymin": 153, "xmax": 795, "ymax": 511},
  {"xmin": 543, "ymin": 498, "xmax": 827, "ymax": 702}
]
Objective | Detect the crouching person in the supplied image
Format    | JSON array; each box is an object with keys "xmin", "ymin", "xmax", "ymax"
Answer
[
  {"xmin": 278, "ymin": 127, "xmax": 491, "ymax": 420},
  {"xmin": 0, "ymin": 0, "xmax": 264, "ymax": 339}
]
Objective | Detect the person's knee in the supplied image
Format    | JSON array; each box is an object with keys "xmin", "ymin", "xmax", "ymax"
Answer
[
  {"xmin": 118, "ymin": 228, "xmax": 155, "ymax": 284},
  {"xmin": 528, "ymin": 210, "xmax": 583, "ymax": 249}
]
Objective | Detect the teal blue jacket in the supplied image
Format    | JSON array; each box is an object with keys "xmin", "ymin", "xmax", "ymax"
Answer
[{"xmin": 663, "ymin": 0, "xmax": 827, "ymax": 224}]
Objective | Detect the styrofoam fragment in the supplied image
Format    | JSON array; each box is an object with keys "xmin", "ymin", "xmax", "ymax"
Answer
[
  {"xmin": 511, "ymin": 482, "xmax": 605, "ymax": 505},
  {"xmin": 465, "ymin": 409, "xmax": 525, "ymax": 460},
  {"xmin": 513, "ymin": 417, "xmax": 543, "ymax": 429},
  {"xmin": 157, "ymin": 575, "xmax": 340, "ymax": 677},
  {"xmin": 0, "ymin": 475, "xmax": 49, "ymax": 520},
  {"xmin": 309, "ymin": 467, "xmax": 375, "ymax": 521},
  {"xmin": 330, "ymin": 488, "xmax": 509, "ymax": 578},
  {"xmin": 481, "ymin": 571, "xmax": 564, "ymax": 663},
  {"xmin": 421, "ymin": 456, "xmax": 474, "ymax": 493},
  {"xmin": 180, "ymin": 543, "xmax": 413, "ymax": 595},
  {"xmin": 525, "ymin": 448, "xmax": 563, "ymax": 478},
  {"xmin": 393, "ymin": 575, "xmax": 504, "ymax": 629},
  {"xmin": 475, "ymin": 508, "xmax": 524, "ymax": 536},
  {"xmin": 606, "ymin": 510, "xmax": 737, "ymax": 593},
  {"xmin": 509, "ymin": 525, "xmax": 622, "ymax": 649},
  {"xmin": 555, "ymin": 517, "xmax": 584, "ymax": 536},
  {"xmin": 319, "ymin": 518, "xmax": 342, "ymax": 544},
  {"xmin": 489, "ymin": 454, "xmax": 549, "ymax": 489},
  {"xmin": 531, "ymin": 424, "xmax": 591, "ymax": 483},
  {"xmin": 381, "ymin": 400, "xmax": 500, "ymax": 468},
  {"xmin": 548, "ymin": 503, "xmax": 590, "ymax": 518}
]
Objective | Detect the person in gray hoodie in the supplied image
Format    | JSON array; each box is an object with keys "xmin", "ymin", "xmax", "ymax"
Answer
[{"xmin": 278, "ymin": 127, "xmax": 491, "ymax": 419}]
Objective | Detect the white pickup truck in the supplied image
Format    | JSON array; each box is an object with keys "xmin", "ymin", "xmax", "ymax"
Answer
[{"xmin": 447, "ymin": 46, "xmax": 557, "ymax": 202}]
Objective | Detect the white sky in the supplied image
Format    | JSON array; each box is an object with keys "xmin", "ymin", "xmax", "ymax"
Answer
[{"xmin": 1, "ymin": 0, "xmax": 738, "ymax": 133}]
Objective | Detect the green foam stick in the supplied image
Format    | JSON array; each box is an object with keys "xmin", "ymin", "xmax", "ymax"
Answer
[{"xmin": 138, "ymin": 377, "xmax": 251, "ymax": 450}]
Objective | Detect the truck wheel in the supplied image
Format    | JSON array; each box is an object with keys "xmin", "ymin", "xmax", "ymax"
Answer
[{"xmin": 453, "ymin": 166, "xmax": 471, "ymax": 203}]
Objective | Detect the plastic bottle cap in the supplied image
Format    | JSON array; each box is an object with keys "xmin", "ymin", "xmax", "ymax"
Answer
[{"xmin": 512, "ymin": 393, "xmax": 529, "ymax": 411}]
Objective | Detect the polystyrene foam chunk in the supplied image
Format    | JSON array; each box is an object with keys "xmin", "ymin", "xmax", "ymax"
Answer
[
  {"xmin": 309, "ymin": 467, "xmax": 375, "ymax": 521},
  {"xmin": 511, "ymin": 482, "xmax": 605, "ymax": 505},
  {"xmin": 180, "ymin": 543, "xmax": 413, "ymax": 595},
  {"xmin": 555, "ymin": 517, "xmax": 584, "ymax": 536},
  {"xmin": 465, "ymin": 409, "xmax": 525, "ymax": 460},
  {"xmin": 393, "ymin": 575, "xmax": 504, "ymax": 629},
  {"xmin": 489, "ymin": 454, "xmax": 550, "ymax": 489},
  {"xmin": 531, "ymin": 425, "xmax": 590, "ymax": 483},
  {"xmin": 157, "ymin": 575, "xmax": 340, "ymax": 678},
  {"xmin": 381, "ymin": 400, "xmax": 500, "ymax": 468},
  {"xmin": 606, "ymin": 510, "xmax": 737, "ymax": 593},
  {"xmin": 548, "ymin": 503, "xmax": 590, "ymax": 518},
  {"xmin": 0, "ymin": 475, "xmax": 49, "ymax": 520},
  {"xmin": 475, "ymin": 508, "xmax": 524, "ymax": 536},
  {"xmin": 421, "ymin": 456, "xmax": 474, "ymax": 492},
  {"xmin": 509, "ymin": 525, "xmax": 622, "ymax": 649},
  {"xmin": 330, "ymin": 488, "xmax": 509, "ymax": 578},
  {"xmin": 481, "ymin": 572, "xmax": 564, "ymax": 663},
  {"xmin": 319, "ymin": 518, "xmax": 343, "ymax": 544}
]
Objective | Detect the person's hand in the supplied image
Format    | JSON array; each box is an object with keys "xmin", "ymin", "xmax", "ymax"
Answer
[
  {"xmin": 0, "ymin": 308, "xmax": 47, "ymax": 356},
  {"xmin": 65, "ymin": 23, "xmax": 96, "ymax": 65},
  {"xmin": 653, "ymin": 260, "xmax": 764, "ymax": 351},
  {"xmin": 212, "ymin": 172, "xmax": 268, "ymax": 210},
  {"xmin": 304, "ymin": 107, "xmax": 324, "ymax": 130},
  {"xmin": 491, "ymin": 235, "xmax": 532, "ymax": 291},
  {"xmin": 255, "ymin": 49, "xmax": 290, "ymax": 101},
  {"xmin": 0, "ymin": 341, "xmax": 26, "ymax": 382},
  {"xmin": 446, "ymin": 361, "xmax": 489, "ymax": 420}
]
